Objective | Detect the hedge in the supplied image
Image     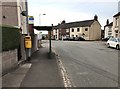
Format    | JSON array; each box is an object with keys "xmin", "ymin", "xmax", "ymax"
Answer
[{"xmin": 0, "ymin": 25, "xmax": 20, "ymax": 51}]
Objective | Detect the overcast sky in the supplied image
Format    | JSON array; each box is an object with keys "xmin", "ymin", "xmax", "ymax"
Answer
[{"xmin": 28, "ymin": 0, "xmax": 120, "ymax": 34}]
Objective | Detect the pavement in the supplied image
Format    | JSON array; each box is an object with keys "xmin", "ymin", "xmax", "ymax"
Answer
[{"xmin": 2, "ymin": 46, "xmax": 64, "ymax": 88}]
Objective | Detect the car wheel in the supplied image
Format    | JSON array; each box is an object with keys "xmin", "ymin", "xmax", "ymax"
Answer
[
  {"xmin": 116, "ymin": 45, "xmax": 119, "ymax": 50},
  {"xmin": 107, "ymin": 43, "xmax": 110, "ymax": 48}
]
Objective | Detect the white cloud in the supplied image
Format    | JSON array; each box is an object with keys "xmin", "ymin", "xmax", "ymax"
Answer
[
  {"xmin": 28, "ymin": 0, "xmax": 119, "ymax": 34},
  {"xmin": 29, "ymin": 0, "xmax": 119, "ymax": 3},
  {"xmin": 28, "ymin": 5, "xmax": 93, "ymax": 26}
]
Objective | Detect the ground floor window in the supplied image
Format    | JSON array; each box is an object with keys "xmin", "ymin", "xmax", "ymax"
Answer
[
  {"xmin": 72, "ymin": 35, "xmax": 74, "ymax": 37},
  {"xmin": 85, "ymin": 28, "xmax": 88, "ymax": 31},
  {"xmin": 115, "ymin": 34, "xmax": 118, "ymax": 38}
]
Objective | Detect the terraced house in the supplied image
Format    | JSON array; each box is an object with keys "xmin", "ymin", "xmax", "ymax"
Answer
[
  {"xmin": 112, "ymin": 12, "xmax": 120, "ymax": 38},
  {"xmin": 104, "ymin": 19, "xmax": 113, "ymax": 38},
  {"xmin": 52, "ymin": 15, "xmax": 101, "ymax": 40}
]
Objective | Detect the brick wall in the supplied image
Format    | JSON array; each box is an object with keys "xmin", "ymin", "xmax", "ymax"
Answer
[{"xmin": 2, "ymin": 49, "xmax": 18, "ymax": 75}]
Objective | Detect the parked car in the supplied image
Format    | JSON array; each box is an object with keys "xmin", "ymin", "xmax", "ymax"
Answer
[
  {"xmin": 102, "ymin": 36, "xmax": 113, "ymax": 41},
  {"xmin": 78, "ymin": 37, "xmax": 85, "ymax": 41},
  {"xmin": 106, "ymin": 38, "xmax": 120, "ymax": 50},
  {"xmin": 69, "ymin": 37, "xmax": 85, "ymax": 41},
  {"xmin": 74, "ymin": 37, "xmax": 85, "ymax": 41},
  {"xmin": 63, "ymin": 36, "xmax": 69, "ymax": 41},
  {"xmin": 69, "ymin": 37, "xmax": 75, "ymax": 41}
]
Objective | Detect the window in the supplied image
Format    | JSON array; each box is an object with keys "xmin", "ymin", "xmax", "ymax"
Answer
[
  {"xmin": 118, "ymin": 38, "xmax": 120, "ymax": 42},
  {"xmin": 114, "ymin": 39, "xmax": 117, "ymax": 42},
  {"xmin": 115, "ymin": 30, "xmax": 118, "ymax": 33},
  {"xmin": 109, "ymin": 38, "xmax": 113, "ymax": 41},
  {"xmin": 76, "ymin": 35, "xmax": 78, "ymax": 37},
  {"xmin": 77, "ymin": 28, "xmax": 80, "ymax": 32},
  {"xmin": 115, "ymin": 18, "xmax": 118, "ymax": 26},
  {"xmin": 72, "ymin": 35, "xmax": 74, "ymax": 37},
  {"xmin": 116, "ymin": 34, "xmax": 118, "ymax": 38},
  {"xmin": 111, "ymin": 38, "xmax": 117, "ymax": 42},
  {"xmin": 108, "ymin": 33, "xmax": 112, "ymax": 35},
  {"xmin": 85, "ymin": 28, "xmax": 88, "ymax": 31},
  {"xmin": 66, "ymin": 29, "xmax": 69, "ymax": 32},
  {"xmin": 72, "ymin": 29, "xmax": 74, "ymax": 32},
  {"xmin": 108, "ymin": 27, "xmax": 112, "ymax": 32}
]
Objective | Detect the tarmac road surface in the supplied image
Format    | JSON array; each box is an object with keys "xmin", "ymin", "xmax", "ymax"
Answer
[{"xmin": 51, "ymin": 40, "xmax": 118, "ymax": 87}]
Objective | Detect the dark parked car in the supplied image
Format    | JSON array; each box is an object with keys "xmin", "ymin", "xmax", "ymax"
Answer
[
  {"xmin": 102, "ymin": 36, "xmax": 113, "ymax": 41},
  {"xmin": 63, "ymin": 36, "xmax": 70, "ymax": 41},
  {"xmin": 69, "ymin": 37, "xmax": 85, "ymax": 41},
  {"xmin": 69, "ymin": 37, "xmax": 75, "ymax": 41},
  {"xmin": 74, "ymin": 37, "xmax": 85, "ymax": 41}
]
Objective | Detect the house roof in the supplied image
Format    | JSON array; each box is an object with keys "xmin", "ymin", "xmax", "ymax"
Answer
[
  {"xmin": 113, "ymin": 12, "xmax": 120, "ymax": 17},
  {"xmin": 53, "ymin": 19, "xmax": 95, "ymax": 29},
  {"xmin": 104, "ymin": 22, "xmax": 113, "ymax": 27},
  {"xmin": 33, "ymin": 26, "xmax": 52, "ymax": 31}
]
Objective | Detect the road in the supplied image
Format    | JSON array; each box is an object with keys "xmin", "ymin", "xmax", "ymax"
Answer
[{"xmin": 51, "ymin": 40, "xmax": 118, "ymax": 87}]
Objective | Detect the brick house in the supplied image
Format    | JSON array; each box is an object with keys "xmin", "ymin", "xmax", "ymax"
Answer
[
  {"xmin": 52, "ymin": 15, "xmax": 101, "ymax": 40},
  {"xmin": 112, "ymin": 12, "xmax": 120, "ymax": 38},
  {"xmin": 104, "ymin": 19, "xmax": 113, "ymax": 38}
]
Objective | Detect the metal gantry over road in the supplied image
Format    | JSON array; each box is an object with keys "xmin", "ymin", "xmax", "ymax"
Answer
[{"xmin": 33, "ymin": 25, "xmax": 53, "ymax": 58}]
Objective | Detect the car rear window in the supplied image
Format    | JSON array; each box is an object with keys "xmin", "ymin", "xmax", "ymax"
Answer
[{"xmin": 118, "ymin": 38, "xmax": 120, "ymax": 42}]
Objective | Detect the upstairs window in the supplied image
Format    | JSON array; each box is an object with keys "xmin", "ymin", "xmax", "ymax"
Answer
[
  {"xmin": 72, "ymin": 29, "xmax": 74, "ymax": 32},
  {"xmin": 115, "ymin": 18, "xmax": 118, "ymax": 26},
  {"xmin": 66, "ymin": 29, "xmax": 69, "ymax": 32},
  {"xmin": 77, "ymin": 28, "xmax": 80, "ymax": 32},
  {"xmin": 85, "ymin": 28, "xmax": 88, "ymax": 31}
]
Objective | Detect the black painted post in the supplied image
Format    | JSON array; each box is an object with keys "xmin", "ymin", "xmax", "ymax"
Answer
[
  {"xmin": 49, "ymin": 29, "xmax": 51, "ymax": 54},
  {"xmin": 48, "ymin": 24, "xmax": 53, "ymax": 58}
]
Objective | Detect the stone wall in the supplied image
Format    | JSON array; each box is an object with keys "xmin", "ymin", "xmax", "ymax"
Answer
[{"xmin": 2, "ymin": 49, "xmax": 18, "ymax": 75}]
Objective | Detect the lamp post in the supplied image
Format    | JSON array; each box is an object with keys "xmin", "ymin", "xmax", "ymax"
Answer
[{"xmin": 39, "ymin": 13, "xmax": 46, "ymax": 26}]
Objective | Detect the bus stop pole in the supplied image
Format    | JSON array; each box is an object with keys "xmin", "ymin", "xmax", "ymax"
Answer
[
  {"xmin": 49, "ymin": 30, "xmax": 51, "ymax": 54},
  {"xmin": 48, "ymin": 30, "xmax": 51, "ymax": 58},
  {"xmin": 49, "ymin": 24, "xmax": 53, "ymax": 58}
]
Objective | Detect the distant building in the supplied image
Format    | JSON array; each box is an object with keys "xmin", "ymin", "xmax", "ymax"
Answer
[
  {"xmin": 53, "ymin": 15, "xmax": 101, "ymax": 40},
  {"xmin": 104, "ymin": 19, "xmax": 113, "ymax": 38},
  {"xmin": 112, "ymin": 12, "xmax": 120, "ymax": 38}
]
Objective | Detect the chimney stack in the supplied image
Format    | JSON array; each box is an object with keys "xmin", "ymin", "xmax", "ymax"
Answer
[
  {"xmin": 94, "ymin": 15, "xmax": 98, "ymax": 21},
  {"xmin": 61, "ymin": 20, "xmax": 66, "ymax": 24},
  {"xmin": 106, "ymin": 19, "xmax": 109, "ymax": 25}
]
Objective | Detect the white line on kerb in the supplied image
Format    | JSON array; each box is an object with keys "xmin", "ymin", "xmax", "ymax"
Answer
[{"xmin": 52, "ymin": 48, "xmax": 73, "ymax": 88}]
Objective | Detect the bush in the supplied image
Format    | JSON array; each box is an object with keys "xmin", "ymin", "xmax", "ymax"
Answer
[{"xmin": 1, "ymin": 25, "xmax": 20, "ymax": 51}]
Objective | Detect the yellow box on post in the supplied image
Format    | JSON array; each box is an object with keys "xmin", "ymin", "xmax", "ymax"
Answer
[{"xmin": 25, "ymin": 36, "xmax": 32, "ymax": 48}]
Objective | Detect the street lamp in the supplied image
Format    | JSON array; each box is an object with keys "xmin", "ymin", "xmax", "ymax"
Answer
[{"xmin": 39, "ymin": 13, "xmax": 46, "ymax": 26}]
